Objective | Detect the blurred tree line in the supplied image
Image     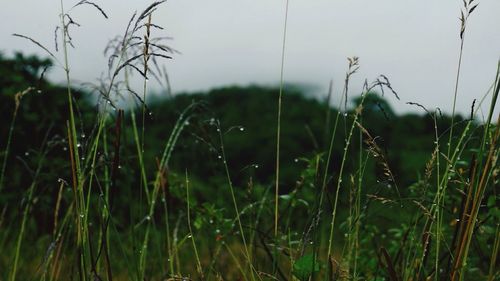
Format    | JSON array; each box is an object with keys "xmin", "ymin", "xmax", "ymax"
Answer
[{"xmin": 0, "ymin": 53, "xmax": 465, "ymax": 228}]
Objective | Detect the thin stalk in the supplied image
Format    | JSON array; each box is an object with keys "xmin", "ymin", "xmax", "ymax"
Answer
[
  {"xmin": 0, "ymin": 88, "xmax": 33, "ymax": 192},
  {"xmin": 275, "ymin": 0, "xmax": 290, "ymax": 238},
  {"xmin": 488, "ymin": 225, "xmax": 500, "ymax": 281},
  {"xmin": 321, "ymin": 58, "xmax": 358, "ymax": 270},
  {"xmin": 59, "ymin": 0, "xmax": 87, "ymax": 278},
  {"xmin": 318, "ymin": 57, "xmax": 358, "ymax": 226},
  {"xmin": 434, "ymin": 112, "xmax": 442, "ymax": 281},
  {"xmin": 217, "ymin": 127, "xmax": 256, "ymax": 281},
  {"xmin": 185, "ymin": 172, "xmax": 204, "ymax": 279},
  {"xmin": 9, "ymin": 139, "xmax": 48, "ymax": 281},
  {"xmin": 138, "ymin": 105, "xmax": 193, "ymax": 279},
  {"xmin": 131, "ymin": 110, "xmax": 150, "ymax": 202},
  {"xmin": 161, "ymin": 186, "xmax": 175, "ymax": 276},
  {"xmin": 224, "ymin": 242, "xmax": 247, "ymax": 279},
  {"xmin": 448, "ymin": 36, "xmax": 465, "ymax": 158},
  {"xmin": 352, "ymin": 118, "xmax": 368, "ymax": 278},
  {"xmin": 326, "ymin": 91, "xmax": 367, "ymax": 267}
]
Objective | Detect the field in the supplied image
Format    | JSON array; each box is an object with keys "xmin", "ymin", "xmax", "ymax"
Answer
[{"xmin": 0, "ymin": 1, "xmax": 499, "ymax": 280}]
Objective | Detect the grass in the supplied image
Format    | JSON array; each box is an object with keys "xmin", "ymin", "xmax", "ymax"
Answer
[{"xmin": 1, "ymin": 1, "xmax": 499, "ymax": 280}]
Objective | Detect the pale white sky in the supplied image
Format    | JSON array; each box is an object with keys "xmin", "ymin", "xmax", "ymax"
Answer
[{"xmin": 1, "ymin": 0, "xmax": 499, "ymax": 116}]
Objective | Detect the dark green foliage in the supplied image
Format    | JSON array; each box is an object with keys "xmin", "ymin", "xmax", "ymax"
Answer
[
  {"xmin": 0, "ymin": 54, "xmax": 94, "ymax": 211},
  {"xmin": 293, "ymin": 254, "xmax": 321, "ymax": 281},
  {"xmin": 1, "ymin": 53, "xmax": 497, "ymax": 280}
]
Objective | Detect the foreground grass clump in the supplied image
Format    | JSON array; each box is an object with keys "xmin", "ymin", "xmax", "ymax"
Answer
[{"xmin": 0, "ymin": 1, "xmax": 499, "ymax": 280}]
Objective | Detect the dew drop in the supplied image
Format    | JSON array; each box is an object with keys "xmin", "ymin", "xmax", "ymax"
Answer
[{"xmin": 239, "ymin": 127, "xmax": 244, "ymax": 132}]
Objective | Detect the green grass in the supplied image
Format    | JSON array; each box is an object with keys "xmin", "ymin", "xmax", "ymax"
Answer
[{"xmin": 0, "ymin": 1, "xmax": 499, "ymax": 280}]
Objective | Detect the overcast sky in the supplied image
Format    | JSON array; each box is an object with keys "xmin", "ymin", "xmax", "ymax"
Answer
[{"xmin": 1, "ymin": 0, "xmax": 499, "ymax": 116}]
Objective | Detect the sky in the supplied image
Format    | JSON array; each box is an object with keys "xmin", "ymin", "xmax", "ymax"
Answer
[{"xmin": 1, "ymin": 0, "xmax": 499, "ymax": 116}]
